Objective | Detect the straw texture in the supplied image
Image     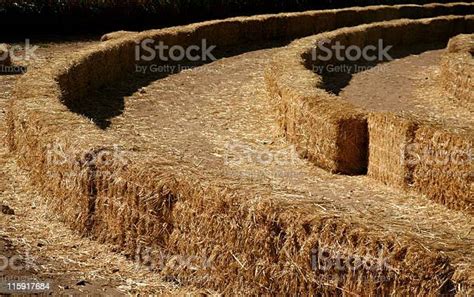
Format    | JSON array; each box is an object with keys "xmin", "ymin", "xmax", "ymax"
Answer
[
  {"xmin": 6, "ymin": 3, "xmax": 474, "ymax": 295},
  {"xmin": 100, "ymin": 31, "xmax": 137, "ymax": 42},
  {"xmin": 440, "ymin": 34, "xmax": 474, "ymax": 111},
  {"xmin": 266, "ymin": 15, "xmax": 473, "ymax": 211},
  {"xmin": 0, "ymin": 43, "xmax": 11, "ymax": 67}
]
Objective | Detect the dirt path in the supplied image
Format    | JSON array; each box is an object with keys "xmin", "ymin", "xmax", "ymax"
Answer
[
  {"xmin": 340, "ymin": 47, "xmax": 473, "ymax": 131},
  {"xmin": 98, "ymin": 44, "xmax": 473, "ymax": 278},
  {"xmin": 0, "ymin": 40, "xmax": 211, "ymax": 295}
]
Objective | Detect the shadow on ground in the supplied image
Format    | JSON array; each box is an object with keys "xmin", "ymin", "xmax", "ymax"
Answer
[
  {"xmin": 66, "ymin": 40, "xmax": 290, "ymax": 129},
  {"xmin": 315, "ymin": 42, "xmax": 446, "ymax": 95}
]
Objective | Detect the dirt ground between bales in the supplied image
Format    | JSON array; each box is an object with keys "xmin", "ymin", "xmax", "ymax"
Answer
[
  {"xmin": 340, "ymin": 46, "xmax": 473, "ymax": 132},
  {"xmin": 0, "ymin": 40, "xmax": 212, "ymax": 295}
]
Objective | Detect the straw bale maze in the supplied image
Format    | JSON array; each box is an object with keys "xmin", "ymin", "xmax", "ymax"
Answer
[{"xmin": 1, "ymin": 2, "xmax": 473, "ymax": 295}]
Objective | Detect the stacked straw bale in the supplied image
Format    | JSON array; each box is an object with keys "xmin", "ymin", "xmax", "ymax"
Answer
[
  {"xmin": 48, "ymin": 3, "xmax": 474, "ymax": 101},
  {"xmin": 440, "ymin": 34, "xmax": 473, "ymax": 111},
  {"xmin": 90, "ymin": 158, "xmax": 464, "ymax": 295},
  {"xmin": 412, "ymin": 124, "xmax": 473, "ymax": 213},
  {"xmin": 368, "ymin": 114, "xmax": 473, "ymax": 214},
  {"xmin": 266, "ymin": 15, "xmax": 473, "ymax": 211},
  {"xmin": 367, "ymin": 113, "xmax": 418, "ymax": 189}
]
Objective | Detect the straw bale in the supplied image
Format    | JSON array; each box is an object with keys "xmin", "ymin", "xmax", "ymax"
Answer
[
  {"xmin": 287, "ymin": 95, "xmax": 367, "ymax": 174},
  {"xmin": 0, "ymin": 43, "xmax": 11, "ymax": 67},
  {"xmin": 379, "ymin": 22, "xmax": 408, "ymax": 49},
  {"xmin": 367, "ymin": 113, "xmax": 418, "ymax": 189},
  {"xmin": 467, "ymin": 16, "xmax": 474, "ymax": 32},
  {"xmin": 100, "ymin": 30, "xmax": 137, "ymax": 42},
  {"xmin": 266, "ymin": 46, "xmax": 368, "ymax": 174},
  {"xmin": 440, "ymin": 52, "xmax": 473, "ymax": 111},
  {"xmin": 138, "ymin": 2, "xmax": 474, "ymax": 58},
  {"xmin": 412, "ymin": 124, "xmax": 473, "ymax": 214},
  {"xmin": 424, "ymin": 17, "xmax": 463, "ymax": 43},
  {"xmin": 447, "ymin": 34, "xmax": 474, "ymax": 53},
  {"xmin": 397, "ymin": 4, "xmax": 423, "ymax": 19},
  {"xmin": 440, "ymin": 34, "xmax": 474, "ymax": 111},
  {"xmin": 88, "ymin": 158, "xmax": 458, "ymax": 295},
  {"xmin": 364, "ymin": 25, "xmax": 384, "ymax": 45},
  {"xmin": 57, "ymin": 40, "xmax": 137, "ymax": 105},
  {"xmin": 285, "ymin": 12, "xmax": 336, "ymax": 38},
  {"xmin": 368, "ymin": 111, "xmax": 473, "ymax": 213},
  {"xmin": 194, "ymin": 20, "xmax": 242, "ymax": 46},
  {"xmin": 334, "ymin": 8, "xmax": 363, "ymax": 28},
  {"xmin": 7, "ymin": 78, "xmax": 90, "ymax": 232}
]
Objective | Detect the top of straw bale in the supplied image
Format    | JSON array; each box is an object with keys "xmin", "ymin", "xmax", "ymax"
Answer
[
  {"xmin": 100, "ymin": 31, "xmax": 138, "ymax": 42},
  {"xmin": 0, "ymin": 43, "xmax": 11, "ymax": 67},
  {"xmin": 447, "ymin": 33, "xmax": 474, "ymax": 54}
]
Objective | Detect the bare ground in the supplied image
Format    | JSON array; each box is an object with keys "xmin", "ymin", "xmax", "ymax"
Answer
[{"xmin": 340, "ymin": 47, "xmax": 473, "ymax": 132}]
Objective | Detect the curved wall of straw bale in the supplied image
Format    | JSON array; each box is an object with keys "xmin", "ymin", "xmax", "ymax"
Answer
[
  {"xmin": 440, "ymin": 34, "xmax": 474, "ymax": 111},
  {"xmin": 6, "ymin": 3, "xmax": 474, "ymax": 295},
  {"xmin": 265, "ymin": 15, "xmax": 474, "ymax": 213},
  {"xmin": 100, "ymin": 30, "xmax": 137, "ymax": 42},
  {"xmin": 55, "ymin": 2, "xmax": 474, "ymax": 108},
  {"xmin": 368, "ymin": 113, "xmax": 473, "ymax": 214}
]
